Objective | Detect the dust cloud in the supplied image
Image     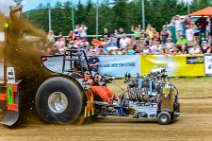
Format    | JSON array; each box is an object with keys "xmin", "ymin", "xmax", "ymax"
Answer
[{"xmin": 0, "ymin": 12, "xmax": 51, "ymax": 121}]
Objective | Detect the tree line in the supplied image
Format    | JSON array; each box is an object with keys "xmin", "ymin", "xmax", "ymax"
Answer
[{"xmin": 24, "ymin": 0, "xmax": 212, "ymax": 35}]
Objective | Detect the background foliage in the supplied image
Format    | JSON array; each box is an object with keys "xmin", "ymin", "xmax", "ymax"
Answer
[{"xmin": 24, "ymin": 0, "xmax": 212, "ymax": 35}]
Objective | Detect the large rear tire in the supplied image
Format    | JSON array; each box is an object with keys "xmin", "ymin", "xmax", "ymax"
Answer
[{"xmin": 35, "ymin": 77, "xmax": 83, "ymax": 124}]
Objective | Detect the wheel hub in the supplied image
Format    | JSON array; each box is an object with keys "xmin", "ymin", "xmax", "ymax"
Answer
[
  {"xmin": 160, "ymin": 114, "xmax": 168, "ymax": 123},
  {"xmin": 48, "ymin": 92, "xmax": 68, "ymax": 113}
]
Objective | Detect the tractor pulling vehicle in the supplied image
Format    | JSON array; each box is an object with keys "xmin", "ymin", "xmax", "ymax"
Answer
[
  {"xmin": 0, "ymin": 47, "xmax": 180, "ymax": 126},
  {"xmin": 0, "ymin": 3, "xmax": 180, "ymax": 126}
]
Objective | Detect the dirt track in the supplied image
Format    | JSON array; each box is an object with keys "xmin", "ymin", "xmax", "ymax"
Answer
[{"xmin": 0, "ymin": 98, "xmax": 212, "ymax": 141}]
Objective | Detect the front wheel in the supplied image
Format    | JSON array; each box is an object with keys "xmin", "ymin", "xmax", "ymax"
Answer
[
  {"xmin": 35, "ymin": 77, "xmax": 83, "ymax": 124},
  {"xmin": 157, "ymin": 111, "xmax": 172, "ymax": 125}
]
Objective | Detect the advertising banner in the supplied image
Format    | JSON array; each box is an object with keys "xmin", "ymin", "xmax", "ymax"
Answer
[
  {"xmin": 204, "ymin": 54, "xmax": 212, "ymax": 76},
  {"xmin": 98, "ymin": 55, "xmax": 141, "ymax": 77},
  {"xmin": 140, "ymin": 55, "xmax": 205, "ymax": 77}
]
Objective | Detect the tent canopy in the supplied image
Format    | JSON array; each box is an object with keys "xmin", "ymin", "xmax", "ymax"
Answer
[{"xmin": 189, "ymin": 7, "xmax": 212, "ymax": 17}]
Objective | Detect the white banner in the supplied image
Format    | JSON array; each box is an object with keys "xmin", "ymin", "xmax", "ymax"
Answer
[
  {"xmin": 98, "ymin": 55, "xmax": 141, "ymax": 77},
  {"xmin": 204, "ymin": 54, "xmax": 212, "ymax": 76}
]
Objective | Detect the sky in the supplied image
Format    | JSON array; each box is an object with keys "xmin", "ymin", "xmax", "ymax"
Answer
[
  {"xmin": 0, "ymin": 0, "xmax": 192, "ymax": 14},
  {"xmin": 0, "ymin": 0, "xmax": 89, "ymax": 14}
]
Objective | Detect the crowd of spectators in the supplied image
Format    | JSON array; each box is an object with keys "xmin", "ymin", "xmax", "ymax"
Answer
[{"xmin": 47, "ymin": 16, "xmax": 212, "ymax": 56}]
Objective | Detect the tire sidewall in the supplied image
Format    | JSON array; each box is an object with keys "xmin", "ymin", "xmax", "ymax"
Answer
[
  {"xmin": 158, "ymin": 111, "xmax": 172, "ymax": 125},
  {"xmin": 36, "ymin": 77, "xmax": 83, "ymax": 124}
]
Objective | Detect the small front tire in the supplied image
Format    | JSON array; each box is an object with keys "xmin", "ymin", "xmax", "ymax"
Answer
[{"xmin": 157, "ymin": 111, "xmax": 172, "ymax": 125}]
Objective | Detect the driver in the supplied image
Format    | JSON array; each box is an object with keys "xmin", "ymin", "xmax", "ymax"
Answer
[{"xmin": 84, "ymin": 73, "xmax": 115, "ymax": 104}]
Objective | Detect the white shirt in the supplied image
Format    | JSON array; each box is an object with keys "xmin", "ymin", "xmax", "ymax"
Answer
[
  {"xmin": 55, "ymin": 40, "xmax": 65, "ymax": 49},
  {"xmin": 120, "ymin": 38, "xmax": 130, "ymax": 48},
  {"xmin": 174, "ymin": 20, "xmax": 183, "ymax": 31},
  {"xmin": 186, "ymin": 28, "xmax": 194, "ymax": 41},
  {"xmin": 166, "ymin": 42, "xmax": 174, "ymax": 50},
  {"xmin": 189, "ymin": 47, "xmax": 201, "ymax": 54},
  {"xmin": 150, "ymin": 45, "xmax": 162, "ymax": 54},
  {"xmin": 79, "ymin": 26, "xmax": 88, "ymax": 37}
]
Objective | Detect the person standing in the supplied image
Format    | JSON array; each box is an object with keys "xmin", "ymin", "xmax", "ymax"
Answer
[
  {"xmin": 186, "ymin": 24, "xmax": 194, "ymax": 47},
  {"xmin": 47, "ymin": 30, "xmax": 55, "ymax": 45},
  {"xmin": 160, "ymin": 25, "xmax": 172, "ymax": 44},
  {"xmin": 88, "ymin": 50, "xmax": 100, "ymax": 72},
  {"xmin": 195, "ymin": 16, "xmax": 209, "ymax": 45},
  {"xmin": 79, "ymin": 23, "xmax": 88, "ymax": 38},
  {"xmin": 171, "ymin": 15, "xmax": 184, "ymax": 39}
]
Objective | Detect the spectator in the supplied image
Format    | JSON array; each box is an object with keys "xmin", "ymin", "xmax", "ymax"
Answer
[
  {"xmin": 209, "ymin": 18, "xmax": 212, "ymax": 46},
  {"xmin": 170, "ymin": 45, "xmax": 180, "ymax": 55},
  {"xmin": 67, "ymin": 30, "xmax": 75, "ymax": 41},
  {"xmin": 79, "ymin": 23, "xmax": 88, "ymax": 38},
  {"xmin": 58, "ymin": 32, "xmax": 66, "ymax": 45},
  {"xmin": 195, "ymin": 16, "xmax": 208, "ymax": 45},
  {"xmin": 113, "ymin": 29, "xmax": 118, "ymax": 38},
  {"xmin": 150, "ymin": 40, "xmax": 162, "ymax": 55},
  {"xmin": 127, "ymin": 45, "xmax": 135, "ymax": 55},
  {"xmin": 140, "ymin": 30, "xmax": 146, "ymax": 43},
  {"xmin": 85, "ymin": 44, "xmax": 92, "ymax": 56},
  {"xmin": 144, "ymin": 35, "xmax": 152, "ymax": 46},
  {"xmin": 101, "ymin": 37, "xmax": 109, "ymax": 47},
  {"xmin": 67, "ymin": 40, "xmax": 77, "ymax": 49},
  {"xmin": 201, "ymin": 41, "xmax": 210, "ymax": 54},
  {"xmin": 94, "ymin": 44, "xmax": 100, "ymax": 53},
  {"xmin": 134, "ymin": 38, "xmax": 143, "ymax": 53},
  {"xmin": 98, "ymin": 46, "xmax": 109, "ymax": 55},
  {"xmin": 117, "ymin": 27, "xmax": 125, "ymax": 48},
  {"xmin": 47, "ymin": 30, "xmax": 55, "ymax": 44},
  {"xmin": 88, "ymin": 50, "xmax": 100, "ymax": 72},
  {"xmin": 160, "ymin": 25, "xmax": 171, "ymax": 44},
  {"xmin": 161, "ymin": 44, "xmax": 168, "ymax": 54},
  {"xmin": 184, "ymin": 16, "xmax": 192, "ymax": 28},
  {"xmin": 74, "ymin": 24, "xmax": 80, "ymax": 36},
  {"xmin": 166, "ymin": 38, "xmax": 175, "ymax": 53},
  {"xmin": 186, "ymin": 24, "xmax": 194, "ymax": 48},
  {"xmin": 74, "ymin": 35, "xmax": 83, "ymax": 46},
  {"xmin": 146, "ymin": 24, "xmax": 154, "ymax": 39},
  {"xmin": 103, "ymin": 28, "xmax": 110, "ymax": 38},
  {"xmin": 188, "ymin": 43, "xmax": 201, "ymax": 54},
  {"xmin": 141, "ymin": 44, "xmax": 152, "ymax": 55},
  {"xmin": 131, "ymin": 25, "xmax": 141, "ymax": 39},
  {"xmin": 112, "ymin": 49, "xmax": 122, "ymax": 55},
  {"xmin": 55, "ymin": 37, "xmax": 66, "ymax": 54},
  {"xmin": 119, "ymin": 33, "xmax": 130, "ymax": 50},
  {"xmin": 176, "ymin": 35, "xmax": 187, "ymax": 53},
  {"xmin": 171, "ymin": 15, "xmax": 183, "ymax": 39},
  {"xmin": 91, "ymin": 36, "xmax": 100, "ymax": 46},
  {"xmin": 153, "ymin": 28, "xmax": 159, "ymax": 41},
  {"xmin": 107, "ymin": 34, "xmax": 117, "ymax": 47}
]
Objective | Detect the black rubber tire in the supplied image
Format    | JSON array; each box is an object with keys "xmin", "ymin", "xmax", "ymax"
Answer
[
  {"xmin": 157, "ymin": 111, "xmax": 172, "ymax": 125},
  {"xmin": 35, "ymin": 77, "xmax": 83, "ymax": 124}
]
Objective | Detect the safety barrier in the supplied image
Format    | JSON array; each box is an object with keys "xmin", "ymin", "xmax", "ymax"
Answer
[{"xmin": 41, "ymin": 54, "xmax": 212, "ymax": 78}]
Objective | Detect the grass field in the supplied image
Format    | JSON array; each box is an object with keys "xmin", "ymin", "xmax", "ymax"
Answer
[{"xmin": 108, "ymin": 77, "xmax": 212, "ymax": 99}]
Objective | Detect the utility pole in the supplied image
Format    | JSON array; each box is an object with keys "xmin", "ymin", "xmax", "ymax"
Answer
[
  {"xmin": 141, "ymin": 0, "xmax": 145, "ymax": 30},
  {"xmin": 187, "ymin": 1, "xmax": 190, "ymax": 14},
  {"xmin": 96, "ymin": 0, "xmax": 99, "ymax": 37},
  {"xmin": 47, "ymin": 3, "xmax": 51, "ymax": 31},
  {"xmin": 71, "ymin": 0, "xmax": 75, "ymax": 30}
]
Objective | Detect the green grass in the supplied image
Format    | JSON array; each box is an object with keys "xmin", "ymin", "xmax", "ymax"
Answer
[{"xmin": 107, "ymin": 77, "xmax": 212, "ymax": 99}]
